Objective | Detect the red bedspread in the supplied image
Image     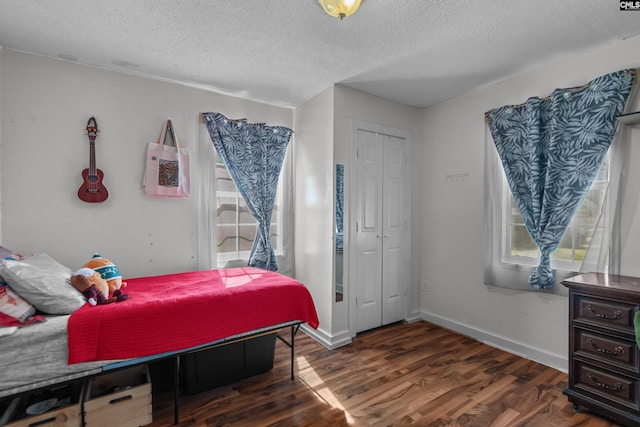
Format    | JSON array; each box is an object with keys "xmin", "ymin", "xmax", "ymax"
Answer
[{"xmin": 67, "ymin": 268, "xmax": 319, "ymax": 364}]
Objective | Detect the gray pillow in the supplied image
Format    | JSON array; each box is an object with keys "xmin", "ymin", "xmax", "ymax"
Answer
[{"xmin": 0, "ymin": 253, "xmax": 85, "ymax": 314}]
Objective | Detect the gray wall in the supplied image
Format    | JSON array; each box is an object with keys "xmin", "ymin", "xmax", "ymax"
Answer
[
  {"xmin": 293, "ymin": 86, "xmax": 335, "ymax": 343},
  {"xmin": 0, "ymin": 49, "xmax": 292, "ymax": 279},
  {"xmin": 3, "ymin": 35, "xmax": 640, "ymax": 372},
  {"xmin": 293, "ymin": 84, "xmax": 422, "ymax": 348},
  {"xmin": 416, "ymin": 34, "xmax": 640, "ymax": 371}
]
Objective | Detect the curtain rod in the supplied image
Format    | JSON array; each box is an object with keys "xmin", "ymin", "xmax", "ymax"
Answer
[
  {"xmin": 199, "ymin": 113, "xmax": 244, "ymax": 124},
  {"xmin": 484, "ymin": 68, "xmax": 639, "ymax": 123},
  {"xmin": 198, "ymin": 113, "xmax": 294, "ymax": 132}
]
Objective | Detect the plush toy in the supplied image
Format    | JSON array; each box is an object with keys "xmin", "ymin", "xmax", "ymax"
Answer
[
  {"xmin": 83, "ymin": 253, "xmax": 127, "ymax": 294},
  {"xmin": 69, "ymin": 268, "xmax": 128, "ymax": 306}
]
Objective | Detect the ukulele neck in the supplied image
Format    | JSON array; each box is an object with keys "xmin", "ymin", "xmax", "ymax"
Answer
[{"xmin": 89, "ymin": 139, "xmax": 97, "ymax": 175}]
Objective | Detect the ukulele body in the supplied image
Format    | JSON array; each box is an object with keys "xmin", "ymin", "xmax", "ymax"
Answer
[
  {"xmin": 78, "ymin": 116, "xmax": 108, "ymax": 203},
  {"xmin": 78, "ymin": 168, "xmax": 108, "ymax": 203}
]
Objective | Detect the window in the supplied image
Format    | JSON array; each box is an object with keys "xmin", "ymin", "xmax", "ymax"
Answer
[
  {"xmin": 214, "ymin": 153, "xmax": 282, "ymax": 267},
  {"xmin": 502, "ymin": 155, "xmax": 609, "ymax": 272}
]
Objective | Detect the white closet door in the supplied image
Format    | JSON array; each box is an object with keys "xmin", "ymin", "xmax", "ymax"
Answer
[
  {"xmin": 381, "ymin": 134, "xmax": 405, "ymax": 325},
  {"xmin": 354, "ymin": 129, "xmax": 407, "ymax": 333},
  {"xmin": 355, "ymin": 129, "xmax": 384, "ymax": 333}
]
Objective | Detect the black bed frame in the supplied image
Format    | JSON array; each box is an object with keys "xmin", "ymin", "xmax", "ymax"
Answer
[
  {"xmin": 169, "ymin": 321, "xmax": 302, "ymax": 424},
  {"xmin": 0, "ymin": 321, "xmax": 304, "ymax": 426}
]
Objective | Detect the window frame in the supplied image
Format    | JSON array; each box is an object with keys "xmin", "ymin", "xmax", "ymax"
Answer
[
  {"xmin": 213, "ymin": 154, "xmax": 284, "ymax": 268},
  {"xmin": 500, "ymin": 153, "xmax": 610, "ymax": 273}
]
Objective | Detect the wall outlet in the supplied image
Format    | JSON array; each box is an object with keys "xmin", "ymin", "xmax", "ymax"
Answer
[{"xmin": 422, "ymin": 280, "xmax": 429, "ymax": 292}]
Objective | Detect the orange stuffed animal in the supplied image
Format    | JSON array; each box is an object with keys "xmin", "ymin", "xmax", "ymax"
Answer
[
  {"xmin": 69, "ymin": 268, "xmax": 127, "ymax": 305},
  {"xmin": 83, "ymin": 253, "xmax": 127, "ymax": 294}
]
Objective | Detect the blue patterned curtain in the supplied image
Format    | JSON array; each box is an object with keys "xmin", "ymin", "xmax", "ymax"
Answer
[
  {"xmin": 202, "ymin": 112, "xmax": 293, "ymax": 271},
  {"xmin": 485, "ymin": 69, "xmax": 635, "ymax": 290},
  {"xmin": 335, "ymin": 164, "xmax": 345, "ymax": 252}
]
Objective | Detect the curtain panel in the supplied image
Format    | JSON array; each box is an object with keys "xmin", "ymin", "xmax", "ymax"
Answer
[
  {"xmin": 202, "ymin": 112, "xmax": 293, "ymax": 271},
  {"xmin": 336, "ymin": 163, "xmax": 345, "ymax": 253},
  {"xmin": 484, "ymin": 69, "xmax": 636, "ymax": 291}
]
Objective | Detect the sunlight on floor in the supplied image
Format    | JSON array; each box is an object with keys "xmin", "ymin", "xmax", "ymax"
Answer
[{"xmin": 295, "ymin": 355, "xmax": 358, "ymax": 425}]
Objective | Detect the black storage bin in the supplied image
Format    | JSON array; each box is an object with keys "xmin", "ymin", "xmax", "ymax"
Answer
[
  {"xmin": 148, "ymin": 358, "xmax": 176, "ymax": 394},
  {"xmin": 182, "ymin": 332, "xmax": 277, "ymax": 395}
]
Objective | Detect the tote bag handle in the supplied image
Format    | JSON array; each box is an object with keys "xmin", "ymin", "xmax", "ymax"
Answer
[
  {"xmin": 143, "ymin": 119, "xmax": 190, "ymax": 198},
  {"xmin": 157, "ymin": 119, "xmax": 180, "ymax": 148}
]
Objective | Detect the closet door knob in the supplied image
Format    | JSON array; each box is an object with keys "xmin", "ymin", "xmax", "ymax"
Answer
[{"xmin": 383, "ymin": 234, "xmax": 389, "ymax": 238}]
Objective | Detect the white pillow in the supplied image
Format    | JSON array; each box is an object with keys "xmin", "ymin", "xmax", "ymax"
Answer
[{"xmin": 0, "ymin": 253, "xmax": 85, "ymax": 314}]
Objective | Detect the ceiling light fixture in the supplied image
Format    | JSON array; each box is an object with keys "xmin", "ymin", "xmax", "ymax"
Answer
[{"xmin": 318, "ymin": 0, "xmax": 362, "ymax": 20}]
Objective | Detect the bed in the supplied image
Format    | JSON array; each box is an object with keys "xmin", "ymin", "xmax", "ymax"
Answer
[{"xmin": 0, "ymin": 265, "xmax": 319, "ymax": 423}]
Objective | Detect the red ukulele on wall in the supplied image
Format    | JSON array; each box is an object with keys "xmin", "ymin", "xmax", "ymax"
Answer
[{"xmin": 78, "ymin": 116, "xmax": 109, "ymax": 203}]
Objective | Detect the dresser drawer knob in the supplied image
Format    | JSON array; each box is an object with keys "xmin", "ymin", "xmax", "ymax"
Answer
[
  {"xmin": 586, "ymin": 339, "xmax": 625, "ymax": 356},
  {"xmin": 585, "ymin": 305, "xmax": 623, "ymax": 320},
  {"xmin": 587, "ymin": 373, "xmax": 623, "ymax": 392}
]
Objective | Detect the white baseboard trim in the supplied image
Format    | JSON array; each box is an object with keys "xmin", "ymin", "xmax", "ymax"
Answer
[
  {"xmin": 404, "ymin": 310, "xmax": 422, "ymax": 324},
  {"xmin": 420, "ymin": 310, "xmax": 568, "ymax": 373},
  {"xmin": 300, "ymin": 325, "xmax": 352, "ymax": 350}
]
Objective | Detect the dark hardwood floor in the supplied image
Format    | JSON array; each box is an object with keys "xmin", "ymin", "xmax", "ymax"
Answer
[{"xmin": 150, "ymin": 321, "xmax": 621, "ymax": 426}]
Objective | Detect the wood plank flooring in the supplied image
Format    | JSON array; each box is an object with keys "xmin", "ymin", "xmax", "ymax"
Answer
[{"xmin": 150, "ymin": 321, "xmax": 621, "ymax": 426}]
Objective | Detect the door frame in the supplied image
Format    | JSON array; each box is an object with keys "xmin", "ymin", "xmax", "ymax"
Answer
[{"xmin": 348, "ymin": 119, "xmax": 412, "ymax": 338}]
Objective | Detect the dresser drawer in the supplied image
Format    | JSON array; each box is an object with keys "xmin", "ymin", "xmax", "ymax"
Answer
[
  {"xmin": 575, "ymin": 328, "xmax": 639, "ymax": 372},
  {"xmin": 574, "ymin": 295, "xmax": 637, "ymax": 332},
  {"xmin": 575, "ymin": 362, "xmax": 640, "ymax": 411}
]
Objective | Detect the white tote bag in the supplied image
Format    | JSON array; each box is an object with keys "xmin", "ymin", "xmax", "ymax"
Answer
[{"xmin": 143, "ymin": 119, "xmax": 190, "ymax": 198}]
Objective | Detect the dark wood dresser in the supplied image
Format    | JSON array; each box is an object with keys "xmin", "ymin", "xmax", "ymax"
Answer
[{"xmin": 562, "ymin": 273, "xmax": 640, "ymax": 426}]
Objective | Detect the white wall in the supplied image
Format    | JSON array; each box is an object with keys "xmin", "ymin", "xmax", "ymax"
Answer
[
  {"xmin": 333, "ymin": 85, "xmax": 423, "ymax": 332},
  {"xmin": 417, "ymin": 35, "xmax": 640, "ymax": 371},
  {"xmin": 0, "ymin": 49, "xmax": 292, "ymax": 279},
  {"xmin": 293, "ymin": 87, "xmax": 335, "ymax": 344},
  {"xmin": 295, "ymin": 85, "xmax": 423, "ymax": 346},
  {"xmin": 4, "ymin": 39, "xmax": 639, "ymax": 368}
]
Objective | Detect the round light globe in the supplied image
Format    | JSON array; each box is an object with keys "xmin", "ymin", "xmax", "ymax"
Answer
[{"xmin": 319, "ymin": 0, "xmax": 363, "ymax": 20}]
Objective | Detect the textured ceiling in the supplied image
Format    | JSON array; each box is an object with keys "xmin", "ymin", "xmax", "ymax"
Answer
[{"xmin": 0, "ymin": 0, "xmax": 639, "ymax": 109}]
